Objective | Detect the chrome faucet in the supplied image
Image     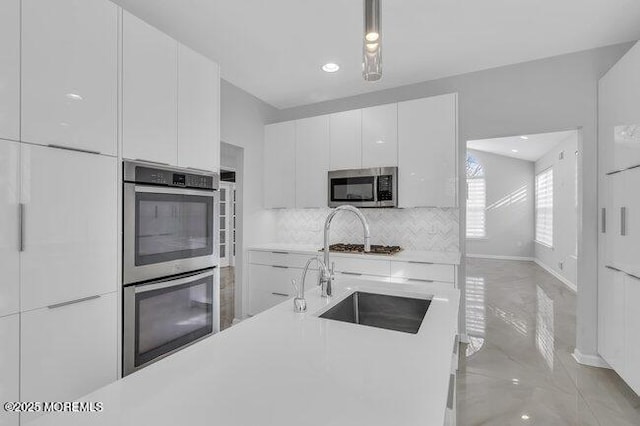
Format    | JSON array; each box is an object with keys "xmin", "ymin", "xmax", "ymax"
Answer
[
  {"xmin": 322, "ymin": 205, "xmax": 371, "ymax": 297},
  {"xmin": 291, "ymin": 256, "xmax": 330, "ymax": 313}
]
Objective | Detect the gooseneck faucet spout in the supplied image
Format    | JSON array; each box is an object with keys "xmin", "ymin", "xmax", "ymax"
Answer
[{"xmin": 322, "ymin": 205, "xmax": 371, "ymax": 297}]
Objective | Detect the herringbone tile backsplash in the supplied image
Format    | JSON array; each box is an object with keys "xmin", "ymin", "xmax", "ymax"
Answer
[{"xmin": 273, "ymin": 208, "xmax": 459, "ymax": 252}]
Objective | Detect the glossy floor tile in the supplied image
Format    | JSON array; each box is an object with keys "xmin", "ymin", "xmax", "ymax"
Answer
[
  {"xmin": 458, "ymin": 258, "xmax": 640, "ymax": 426},
  {"xmin": 220, "ymin": 266, "xmax": 235, "ymax": 330}
]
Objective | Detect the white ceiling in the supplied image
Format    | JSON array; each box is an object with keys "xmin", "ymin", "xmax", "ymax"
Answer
[
  {"xmin": 468, "ymin": 130, "xmax": 577, "ymax": 162},
  {"xmin": 111, "ymin": 0, "xmax": 640, "ymax": 109}
]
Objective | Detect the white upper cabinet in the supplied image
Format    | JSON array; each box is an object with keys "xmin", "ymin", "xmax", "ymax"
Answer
[
  {"xmin": 0, "ymin": 0, "xmax": 19, "ymax": 141},
  {"xmin": 599, "ymin": 42, "xmax": 640, "ymax": 172},
  {"xmin": 21, "ymin": 292, "xmax": 117, "ymax": 423},
  {"xmin": 177, "ymin": 44, "xmax": 220, "ymax": 172},
  {"xmin": 123, "ymin": 11, "xmax": 178, "ymax": 165},
  {"xmin": 264, "ymin": 122, "xmax": 296, "ymax": 208},
  {"xmin": 362, "ymin": 103, "xmax": 398, "ymax": 168},
  {"xmin": 295, "ymin": 116, "xmax": 330, "ymax": 208},
  {"xmin": 20, "ymin": 145, "xmax": 118, "ymax": 311},
  {"xmin": 0, "ymin": 314, "xmax": 19, "ymax": 426},
  {"xmin": 398, "ymin": 94, "xmax": 458, "ymax": 208},
  {"xmin": 0, "ymin": 141, "xmax": 19, "ymax": 318},
  {"xmin": 21, "ymin": 0, "xmax": 118, "ymax": 155},
  {"xmin": 330, "ymin": 110, "xmax": 362, "ymax": 170}
]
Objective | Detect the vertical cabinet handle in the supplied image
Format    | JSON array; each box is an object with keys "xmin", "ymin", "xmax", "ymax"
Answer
[
  {"xmin": 601, "ymin": 208, "xmax": 606, "ymax": 233},
  {"xmin": 447, "ymin": 374, "xmax": 455, "ymax": 410},
  {"xmin": 19, "ymin": 203, "xmax": 24, "ymax": 252},
  {"xmin": 621, "ymin": 207, "xmax": 627, "ymax": 236}
]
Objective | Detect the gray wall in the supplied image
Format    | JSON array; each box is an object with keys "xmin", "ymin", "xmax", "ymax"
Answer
[
  {"xmin": 220, "ymin": 80, "xmax": 279, "ymax": 318},
  {"xmin": 271, "ymin": 42, "xmax": 634, "ymax": 359},
  {"xmin": 535, "ymin": 133, "xmax": 579, "ymax": 288},
  {"xmin": 466, "ymin": 149, "xmax": 535, "ymax": 259}
]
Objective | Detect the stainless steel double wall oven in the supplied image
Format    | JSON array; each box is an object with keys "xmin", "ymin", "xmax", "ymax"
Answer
[{"xmin": 122, "ymin": 160, "xmax": 220, "ymax": 376}]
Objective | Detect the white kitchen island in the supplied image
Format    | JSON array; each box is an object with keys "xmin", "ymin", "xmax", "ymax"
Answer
[{"xmin": 30, "ymin": 278, "xmax": 460, "ymax": 426}]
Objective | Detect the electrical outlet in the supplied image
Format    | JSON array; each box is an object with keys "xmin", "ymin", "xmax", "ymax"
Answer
[{"xmin": 558, "ymin": 261, "xmax": 564, "ymax": 270}]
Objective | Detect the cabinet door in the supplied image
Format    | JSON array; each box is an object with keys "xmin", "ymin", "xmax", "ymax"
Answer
[
  {"xmin": 122, "ymin": 11, "xmax": 178, "ymax": 165},
  {"xmin": 0, "ymin": 141, "xmax": 19, "ymax": 317},
  {"xmin": 0, "ymin": 314, "xmax": 19, "ymax": 426},
  {"xmin": 362, "ymin": 103, "xmax": 398, "ymax": 168},
  {"xmin": 249, "ymin": 264, "xmax": 300, "ymax": 315},
  {"xmin": 264, "ymin": 122, "xmax": 296, "ymax": 208},
  {"xmin": 0, "ymin": 0, "xmax": 19, "ymax": 141},
  {"xmin": 21, "ymin": 292, "xmax": 117, "ymax": 423},
  {"xmin": 21, "ymin": 0, "xmax": 118, "ymax": 155},
  {"xmin": 20, "ymin": 145, "xmax": 118, "ymax": 311},
  {"xmin": 619, "ymin": 167, "xmax": 640, "ymax": 273},
  {"xmin": 398, "ymin": 94, "xmax": 458, "ymax": 208},
  {"xmin": 296, "ymin": 116, "xmax": 330, "ymax": 208},
  {"xmin": 597, "ymin": 267, "xmax": 624, "ymax": 371},
  {"xmin": 624, "ymin": 273, "xmax": 640, "ymax": 395},
  {"xmin": 177, "ymin": 44, "xmax": 220, "ymax": 172},
  {"xmin": 330, "ymin": 110, "xmax": 362, "ymax": 170}
]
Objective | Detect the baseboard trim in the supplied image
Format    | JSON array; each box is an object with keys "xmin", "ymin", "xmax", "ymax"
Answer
[
  {"xmin": 533, "ymin": 259, "xmax": 577, "ymax": 292},
  {"xmin": 572, "ymin": 349, "xmax": 610, "ymax": 369},
  {"xmin": 466, "ymin": 254, "xmax": 535, "ymax": 262}
]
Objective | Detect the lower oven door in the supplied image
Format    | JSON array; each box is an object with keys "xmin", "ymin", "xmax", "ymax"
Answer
[{"xmin": 123, "ymin": 268, "xmax": 218, "ymax": 376}]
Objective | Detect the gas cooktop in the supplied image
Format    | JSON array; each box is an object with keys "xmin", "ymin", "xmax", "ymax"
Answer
[{"xmin": 320, "ymin": 243, "xmax": 403, "ymax": 256}]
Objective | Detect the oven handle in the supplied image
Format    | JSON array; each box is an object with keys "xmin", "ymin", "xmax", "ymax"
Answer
[
  {"xmin": 133, "ymin": 184, "xmax": 215, "ymax": 197},
  {"xmin": 133, "ymin": 269, "xmax": 215, "ymax": 294}
]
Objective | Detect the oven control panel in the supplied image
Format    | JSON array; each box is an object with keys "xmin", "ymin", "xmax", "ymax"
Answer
[{"xmin": 133, "ymin": 166, "xmax": 215, "ymax": 190}]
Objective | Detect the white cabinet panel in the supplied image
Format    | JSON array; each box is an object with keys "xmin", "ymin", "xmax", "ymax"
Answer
[
  {"xmin": 21, "ymin": 0, "xmax": 118, "ymax": 155},
  {"xmin": 264, "ymin": 122, "xmax": 296, "ymax": 208},
  {"xmin": 362, "ymin": 103, "xmax": 397, "ymax": 168},
  {"xmin": 0, "ymin": 141, "xmax": 19, "ymax": 318},
  {"xmin": 178, "ymin": 44, "xmax": 220, "ymax": 172},
  {"xmin": 248, "ymin": 264, "xmax": 300, "ymax": 315},
  {"xmin": 20, "ymin": 145, "xmax": 118, "ymax": 311},
  {"xmin": 295, "ymin": 116, "xmax": 330, "ymax": 208},
  {"xmin": 598, "ymin": 267, "xmax": 625, "ymax": 371},
  {"xmin": 122, "ymin": 11, "xmax": 178, "ymax": 165},
  {"xmin": 21, "ymin": 292, "xmax": 118, "ymax": 423},
  {"xmin": 331, "ymin": 256, "xmax": 390, "ymax": 277},
  {"xmin": 398, "ymin": 94, "xmax": 458, "ymax": 208},
  {"xmin": 390, "ymin": 261, "xmax": 455, "ymax": 283},
  {"xmin": 330, "ymin": 110, "xmax": 362, "ymax": 170},
  {"xmin": 624, "ymin": 273, "xmax": 640, "ymax": 395},
  {"xmin": 0, "ymin": 314, "xmax": 19, "ymax": 426},
  {"xmin": 0, "ymin": 0, "xmax": 19, "ymax": 141},
  {"xmin": 619, "ymin": 167, "xmax": 640, "ymax": 274}
]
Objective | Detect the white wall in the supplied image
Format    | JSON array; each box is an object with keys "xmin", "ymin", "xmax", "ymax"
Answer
[
  {"xmin": 466, "ymin": 149, "xmax": 535, "ymax": 259},
  {"xmin": 534, "ymin": 133, "xmax": 579, "ymax": 289},
  {"xmin": 273, "ymin": 42, "xmax": 634, "ymax": 358},
  {"xmin": 220, "ymin": 80, "xmax": 279, "ymax": 318}
]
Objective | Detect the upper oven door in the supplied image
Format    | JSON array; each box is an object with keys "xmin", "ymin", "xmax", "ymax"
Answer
[
  {"xmin": 328, "ymin": 169, "xmax": 378, "ymax": 208},
  {"xmin": 124, "ymin": 184, "xmax": 217, "ymax": 284}
]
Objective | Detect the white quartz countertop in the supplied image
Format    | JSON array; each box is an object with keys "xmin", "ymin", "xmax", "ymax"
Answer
[
  {"xmin": 30, "ymin": 278, "xmax": 460, "ymax": 426},
  {"xmin": 249, "ymin": 243, "xmax": 462, "ymax": 265}
]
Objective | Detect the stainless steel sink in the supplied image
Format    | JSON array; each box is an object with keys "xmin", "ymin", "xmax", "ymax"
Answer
[{"xmin": 319, "ymin": 292, "xmax": 431, "ymax": 334}]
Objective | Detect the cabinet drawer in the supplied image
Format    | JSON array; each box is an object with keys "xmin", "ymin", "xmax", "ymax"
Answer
[
  {"xmin": 249, "ymin": 250, "xmax": 318, "ymax": 268},
  {"xmin": 390, "ymin": 261, "xmax": 455, "ymax": 283},
  {"xmin": 248, "ymin": 264, "xmax": 303, "ymax": 315},
  {"xmin": 21, "ymin": 292, "xmax": 117, "ymax": 422},
  {"xmin": 331, "ymin": 257, "xmax": 390, "ymax": 277}
]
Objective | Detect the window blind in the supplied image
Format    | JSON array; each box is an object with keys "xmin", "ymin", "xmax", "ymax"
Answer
[
  {"xmin": 466, "ymin": 178, "xmax": 486, "ymax": 238},
  {"xmin": 535, "ymin": 168, "xmax": 553, "ymax": 247}
]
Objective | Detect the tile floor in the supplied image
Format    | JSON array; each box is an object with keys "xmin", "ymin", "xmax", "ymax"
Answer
[
  {"xmin": 457, "ymin": 258, "xmax": 640, "ymax": 425},
  {"xmin": 220, "ymin": 266, "xmax": 235, "ymax": 330}
]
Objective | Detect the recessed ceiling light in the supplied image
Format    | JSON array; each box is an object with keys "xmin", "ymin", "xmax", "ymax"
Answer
[
  {"xmin": 65, "ymin": 93, "xmax": 83, "ymax": 101},
  {"xmin": 521, "ymin": 414, "xmax": 530, "ymax": 421},
  {"xmin": 520, "ymin": 136, "xmax": 529, "ymax": 140},
  {"xmin": 376, "ymin": 140, "xmax": 385, "ymax": 144},
  {"xmin": 322, "ymin": 63, "xmax": 340, "ymax": 73},
  {"xmin": 512, "ymin": 378, "xmax": 520, "ymax": 384},
  {"xmin": 512, "ymin": 149, "xmax": 519, "ymax": 153}
]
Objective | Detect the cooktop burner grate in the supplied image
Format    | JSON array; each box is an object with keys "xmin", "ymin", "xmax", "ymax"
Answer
[{"xmin": 320, "ymin": 243, "xmax": 402, "ymax": 255}]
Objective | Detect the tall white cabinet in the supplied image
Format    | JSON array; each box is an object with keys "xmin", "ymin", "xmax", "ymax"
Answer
[
  {"xmin": 0, "ymin": 140, "xmax": 20, "ymax": 319},
  {"xmin": 598, "ymin": 41, "xmax": 640, "ymax": 396},
  {"xmin": 264, "ymin": 122, "xmax": 296, "ymax": 208},
  {"xmin": 0, "ymin": 314, "xmax": 19, "ymax": 426},
  {"xmin": 0, "ymin": 0, "xmax": 19, "ymax": 142},
  {"xmin": 21, "ymin": 0, "xmax": 119, "ymax": 155},
  {"xmin": 295, "ymin": 116, "xmax": 330, "ymax": 208}
]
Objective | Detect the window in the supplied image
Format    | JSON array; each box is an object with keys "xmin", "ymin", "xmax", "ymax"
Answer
[
  {"xmin": 466, "ymin": 154, "xmax": 486, "ymax": 238},
  {"xmin": 535, "ymin": 168, "xmax": 553, "ymax": 247}
]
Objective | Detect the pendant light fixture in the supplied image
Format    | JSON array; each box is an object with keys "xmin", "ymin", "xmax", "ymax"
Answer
[{"xmin": 363, "ymin": 0, "xmax": 382, "ymax": 81}]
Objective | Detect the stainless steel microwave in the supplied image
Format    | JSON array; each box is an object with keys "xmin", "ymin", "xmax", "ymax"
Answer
[{"xmin": 328, "ymin": 167, "xmax": 398, "ymax": 208}]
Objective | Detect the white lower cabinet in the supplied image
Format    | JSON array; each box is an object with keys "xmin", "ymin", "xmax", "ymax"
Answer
[
  {"xmin": 21, "ymin": 292, "xmax": 118, "ymax": 423},
  {"xmin": 20, "ymin": 145, "xmax": 118, "ymax": 311},
  {"xmin": 597, "ymin": 266, "xmax": 625, "ymax": 372},
  {"xmin": 0, "ymin": 314, "xmax": 19, "ymax": 426},
  {"xmin": 0, "ymin": 140, "xmax": 19, "ymax": 318},
  {"xmin": 624, "ymin": 273, "xmax": 640, "ymax": 394},
  {"xmin": 249, "ymin": 264, "xmax": 302, "ymax": 315}
]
